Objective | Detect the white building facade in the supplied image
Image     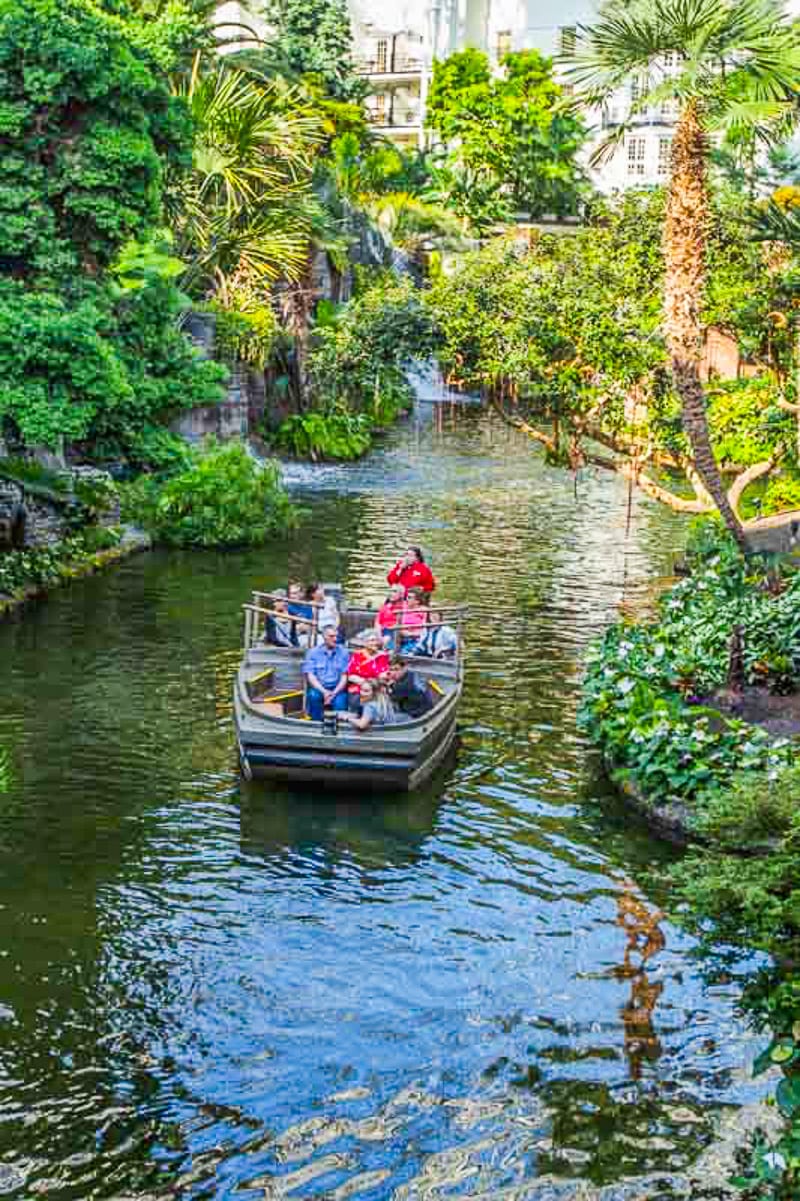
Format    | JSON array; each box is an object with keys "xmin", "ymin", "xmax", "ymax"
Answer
[{"xmin": 348, "ymin": 0, "xmax": 679, "ymax": 192}]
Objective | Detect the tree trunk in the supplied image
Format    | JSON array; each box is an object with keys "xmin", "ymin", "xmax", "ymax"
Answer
[
  {"xmin": 663, "ymin": 102, "xmax": 749, "ymax": 552},
  {"xmin": 280, "ymin": 255, "xmax": 316, "ymax": 412}
]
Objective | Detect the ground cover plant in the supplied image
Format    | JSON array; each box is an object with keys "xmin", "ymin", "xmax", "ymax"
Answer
[
  {"xmin": 582, "ymin": 520, "xmax": 800, "ymax": 1196},
  {"xmin": 0, "ymin": 528, "xmax": 123, "ymax": 600},
  {"xmin": 580, "ymin": 525, "xmax": 798, "ymax": 811}
]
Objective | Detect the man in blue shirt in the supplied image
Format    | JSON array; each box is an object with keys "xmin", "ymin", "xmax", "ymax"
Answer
[{"xmin": 303, "ymin": 624, "xmax": 350, "ymax": 721}]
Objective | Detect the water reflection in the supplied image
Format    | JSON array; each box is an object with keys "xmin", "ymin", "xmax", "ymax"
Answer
[{"xmin": 0, "ymin": 407, "xmax": 767, "ymax": 1199}]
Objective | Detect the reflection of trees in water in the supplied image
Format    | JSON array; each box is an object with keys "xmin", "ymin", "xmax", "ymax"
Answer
[{"xmin": 613, "ymin": 877, "xmax": 666, "ymax": 1082}]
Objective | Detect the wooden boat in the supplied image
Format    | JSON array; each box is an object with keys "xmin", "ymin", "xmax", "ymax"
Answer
[{"xmin": 233, "ymin": 590, "xmax": 466, "ymax": 790}]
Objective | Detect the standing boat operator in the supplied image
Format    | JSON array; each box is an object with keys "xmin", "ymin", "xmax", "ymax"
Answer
[{"xmin": 387, "ymin": 546, "xmax": 436, "ymax": 597}]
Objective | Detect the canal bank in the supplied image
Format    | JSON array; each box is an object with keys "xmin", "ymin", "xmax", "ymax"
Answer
[{"xmin": 0, "ymin": 405, "xmax": 773, "ymax": 1199}]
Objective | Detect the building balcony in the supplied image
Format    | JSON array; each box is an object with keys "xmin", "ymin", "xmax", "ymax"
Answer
[
  {"xmin": 367, "ymin": 109, "xmax": 422, "ymax": 131},
  {"xmin": 355, "ymin": 55, "xmax": 423, "ymax": 78}
]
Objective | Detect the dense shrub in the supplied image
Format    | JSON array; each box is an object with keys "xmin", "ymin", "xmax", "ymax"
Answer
[
  {"xmin": 121, "ymin": 441, "xmax": 297, "ymax": 547},
  {"xmin": 580, "ymin": 527, "xmax": 798, "ymax": 807},
  {"xmin": 0, "ymin": 0, "xmax": 221, "ymax": 460},
  {"xmin": 273, "ymin": 410, "xmax": 372, "ymax": 460},
  {"xmin": 308, "ymin": 272, "xmax": 437, "ymax": 422}
]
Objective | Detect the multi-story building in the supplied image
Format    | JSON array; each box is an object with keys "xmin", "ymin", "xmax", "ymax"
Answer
[{"xmin": 348, "ymin": 0, "xmax": 684, "ymax": 192}]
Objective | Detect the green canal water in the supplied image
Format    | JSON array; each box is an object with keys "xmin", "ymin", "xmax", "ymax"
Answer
[{"xmin": 0, "ymin": 406, "xmax": 765, "ymax": 1199}]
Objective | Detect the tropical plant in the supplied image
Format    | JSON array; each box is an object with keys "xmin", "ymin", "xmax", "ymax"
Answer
[
  {"xmin": 121, "ymin": 440, "xmax": 298, "ymax": 546},
  {"xmin": 169, "ymin": 56, "xmax": 325, "ymax": 299},
  {"xmin": 272, "ymin": 409, "xmax": 373, "ymax": 460},
  {"xmin": 567, "ymin": 0, "xmax": 800, "ymax": 552}
]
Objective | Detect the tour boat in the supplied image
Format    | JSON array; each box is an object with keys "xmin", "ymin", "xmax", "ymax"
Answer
[{"xmin": 233, "ymin": 590, "xmax": 466, "ymax": 790}]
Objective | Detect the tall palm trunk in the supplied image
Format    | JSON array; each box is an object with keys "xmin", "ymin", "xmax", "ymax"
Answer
[{"xmin": 664, "ymin": 101, "xmax": 749, "ymax": 552}]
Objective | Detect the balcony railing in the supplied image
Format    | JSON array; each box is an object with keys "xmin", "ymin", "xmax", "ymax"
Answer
[
  {"xmin": 356, "ymin": 55, "xmax": 423, "ymax": 76},
  {"xmin": 367, "ymin": 108, "xmax": 422, "ymax": 129}
]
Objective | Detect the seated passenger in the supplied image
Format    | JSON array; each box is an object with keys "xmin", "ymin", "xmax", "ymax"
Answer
[
  {"xmin": 388, "ymin": 655, "xmax": 434, "ymax": 718},
  {"xmin": 346, "ymin": 630, "xmax": 391, "ymax": 710},
  {"xmin": 288, "ymin": 580, "xmax": 313, "ymax": 647},
  {"xmin": 344, "ymin": 681, "xmax": 401, "ymax": 730},
  {"xmin": 387, "ymin": 546, "xmax": 436, "ymax": 596},
  {"xmin": 410, "ymin": 609, "xmax": 458, "ymax": 659},
  {"xmin": 264, "ymin": 588, "xmax": 294, "ymax": 647},
  {"xmin": 374, "ymin": 584, "xmax": 405, "ymax": 646},
  {"xmin": 303, "ymin": 624, "xmax": 350, "ymax": 722},
  {"xmin": 308, "ymin": 582, "xmax": 340, "ymax": 644},
  {"xmin": 397, "ymin": 587, "xmax": 427, "ymax": 651}
]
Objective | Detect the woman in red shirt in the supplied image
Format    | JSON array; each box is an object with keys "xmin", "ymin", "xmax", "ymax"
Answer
[
  {"xmin": 387, "ymin": 546, "xmax": 436, "ymax": 596},
  {"xmin": 346, "ymin": 630, "xmax": 391, "ymax": 708}
]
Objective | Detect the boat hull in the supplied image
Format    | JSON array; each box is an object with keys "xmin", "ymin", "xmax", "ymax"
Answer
[{"xmin": 233, "ymin": 655, "xmax": 462, "ymax": 792}]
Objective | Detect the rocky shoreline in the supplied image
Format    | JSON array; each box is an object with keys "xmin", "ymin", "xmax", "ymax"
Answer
[{"xmin": 0, "ymin": 525, "xmax": 151, "ymax": 620}]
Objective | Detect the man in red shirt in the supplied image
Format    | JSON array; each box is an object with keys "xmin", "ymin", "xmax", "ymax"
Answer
[{"xmin": 387, "ymin": 546, "xmax": 436, "ymax": 596}]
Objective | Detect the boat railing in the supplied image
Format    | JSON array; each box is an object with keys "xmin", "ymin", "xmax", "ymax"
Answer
[{"xmin": 243, "ymin": 593, "xmax": 468, "ymax": 666}]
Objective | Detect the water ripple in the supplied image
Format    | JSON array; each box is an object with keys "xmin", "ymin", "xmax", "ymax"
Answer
[{"xmin": 0, "ymin": 408, "xmax": 765, "ymax": 1199}]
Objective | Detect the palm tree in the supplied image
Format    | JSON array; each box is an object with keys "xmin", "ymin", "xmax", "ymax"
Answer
[
  {"xmin": 566, "ymin": 0, "xmax": 800, "ymax": 551},
  {"xmin": 168, "ymin": 56, "xmax": 325, "ymax": 300}
]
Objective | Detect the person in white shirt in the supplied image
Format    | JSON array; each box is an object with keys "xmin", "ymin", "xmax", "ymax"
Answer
[{"xmin": 410, "ymin": 609, "xmax": 458, "ymax": 659}]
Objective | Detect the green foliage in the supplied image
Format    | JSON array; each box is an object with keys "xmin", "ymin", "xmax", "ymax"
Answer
[
  {"xmin": 763, "ymin": 473, "xmax": 800, "ymax": 518},
  {"xmin": 706, "ymin": 377, "xmax": 792, "ymax": 468},
  {"xmin": 0, "ymin": 747, "xmax": 9, "ymax": 793},
  {"xmin": 0, "ymin": 0, "xmax": 222, "ymax": 463},
  {"xmin": 428, "ymin": 190, "xmax": 666, "ymax": 404},
  {"xmin": 201, "ymin": 302, "xmax": 278, "ymax": 368},
  {"xmin": 121, "ymin": 440, "xmax": 297, "ymax": 546},
  {"xmin": 123, "ymin": 427, "xmax": 194, "ymax": 472},
  {"xmin": 0, "ymin": 277, "xmax": 224, "ymax": 455},
  {"xmin": 425, "ymin": 48, "xmax": 587, "ymax": 229},
  {"xmin": 264, "ymin": 0, "xmax": 364, "ymax": 102},
  {"xmin": 427, "ymin": 187, "xmax": 800, "ymax": 507},
  {"xmin": 0, "ymin": 0, "xmax": 192, "ymax": 283},
  {"xmin": 0, "ymin": 527, "xmax": 123, "ymax": 597},
  {"xmin": 273, "ymin": 409, "xmax": 372, "ymax": 461},
  {"xmin": 170, "ymin": 61, "xmax": 324, "ymax": 293},
  {"xmin": 309, "ymin": 273, "xmax": 436, "ymax": 417},
  {"xmin": 580, "ymin": 534, "xmax": 799, "ymax": 807},
  {"xmin": 0, "ymin": 456, "xmax": 69, "ymax": 494}
]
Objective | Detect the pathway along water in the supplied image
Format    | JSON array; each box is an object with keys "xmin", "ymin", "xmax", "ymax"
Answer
[{"xmin": 0, "ymin": 405, "xmax": 768, "ymax": 1199}]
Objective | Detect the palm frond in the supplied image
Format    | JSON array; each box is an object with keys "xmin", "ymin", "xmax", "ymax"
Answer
[
  {"xmin": 749, "ymin": 197, "xmax": 800, "ymax": 245},
  {"xmin": 563, "ymin": 0, "xmax": 800, "ymax": 118}
]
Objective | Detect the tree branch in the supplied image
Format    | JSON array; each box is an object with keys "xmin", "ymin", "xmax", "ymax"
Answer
[
  {"xmin": 728, "ymin": 459, "xmax": 777, "ymax": 518},
  {"xmin": 490, "ymin": 399, "xmax": 557, "ymax": 453}
]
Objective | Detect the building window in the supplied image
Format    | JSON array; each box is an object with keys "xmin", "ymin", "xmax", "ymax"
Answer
[
  {"xmin": 659, "ymin": 98, "xmax": 677, "ymax": 120},
  {"xmin": 662, "ymin": 50, "xmax": 679, "ymax": 70},
  {"xmin": 496, "ymin": 29, "xmax": 512, "ymax": 60},
  {"xmin": 373, "ymin": 92, "xmax": 386, "ymax": 124},
  {"xmin": 627, "ymin": 136, "xmax": 647, "ymax": 176},
  {"xmin": 375, "ymin": 38, "xmax": 388, "ymax": 72},
  {"xmin": 559, "ymin": 26, "xmax": 577, "ymax": 54},
  {"xmin": 658, "ymin": 136, "xmax": 672, "ymax": 176},
  {"xmin": 631, "ymin": 76, "xmax": 642, "ymax": 103}
]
